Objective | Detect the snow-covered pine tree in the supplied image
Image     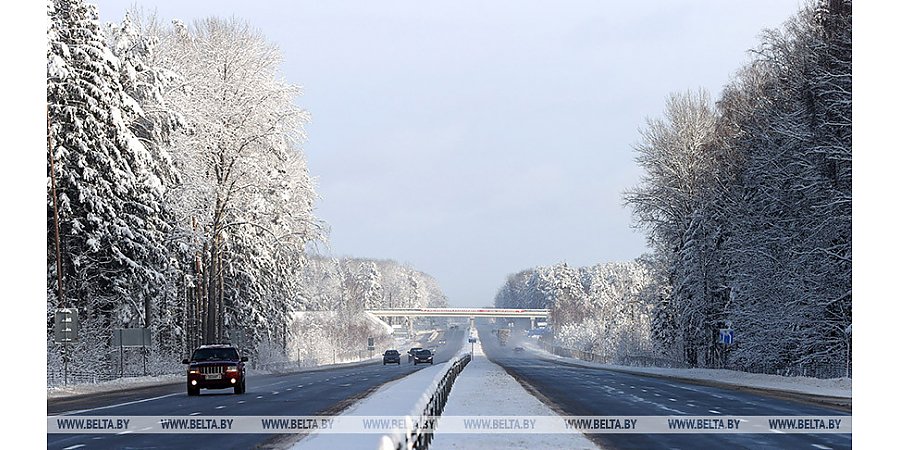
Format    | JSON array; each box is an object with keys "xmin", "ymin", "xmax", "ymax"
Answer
[{"xmin": 48, "ymin": 0, "xmax": 171, "ymax": 371}]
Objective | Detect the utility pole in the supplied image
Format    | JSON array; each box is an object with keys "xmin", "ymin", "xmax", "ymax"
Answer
[{"xmin": 47, "ymin": 108, "xmax": 64, "ymax": 307}]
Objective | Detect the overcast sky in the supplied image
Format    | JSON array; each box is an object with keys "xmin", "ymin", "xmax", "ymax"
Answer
[{"xmin": 96, "ymin": 0, "xmax": 800, "ymax": 307}]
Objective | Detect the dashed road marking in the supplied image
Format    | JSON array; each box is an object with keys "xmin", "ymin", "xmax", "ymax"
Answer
[
  {"xmin": 339, "ymin": 384, "xmax": 351, "ymax": 387},
  {"xmin": 63, "ymin": 445, "xmax": 85, "ymax": 450},
  {"xmin": 256, "ymin": 396, "xmax": 264, "ymax": 399},
  {"xmin": 687, "ymin": 403, "xmax": 696, "ymax": 407},
  {"xmin": 215, "ymin": 405, "xmax": 226, "ymax": 410},
  {"xmin": 272, "ymin": 391, "xmax": 280, "ymax": 395},
  {"xmin": 189, "ymin": 412, "xmax": 201, "ymax": 416},
  {"xmin": 709, "ymin": 410, "xmax": 721, "ymax": 414},
  {"xmin": 238, "ymin": 401, "xmax": 245, "ymax": 404},
  {"xmin": 116, "ymin": 430, "xmax": 133, "ymax": 435},
  {"xmin": 287, "ymin": 388, "xmax": 293, "ymax": 391},
  {"xmin": 812, "ymin": 445, "xmax": 832, "ymax": 450},
  {"xmin": 297, "ymin": 385, "xmax": 303, "ymax": 388},
  {"xmin": 669, "ymin": 398, "xmax": 678, "ymax": 402}
]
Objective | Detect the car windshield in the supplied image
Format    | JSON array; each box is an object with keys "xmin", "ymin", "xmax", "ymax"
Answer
[
  {"xmin": 417, "ymin": 350, "xmax": 432, "ymax": 356},
  {"xmin": 385, "ymin": 350, "xmax": 399, "ymax": 355},
  {"xmin": 191, "ymin": 347, "xmax": 239, "ymax": 362}
]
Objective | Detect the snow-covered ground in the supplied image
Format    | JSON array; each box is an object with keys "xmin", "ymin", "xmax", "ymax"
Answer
[
  {"xmin": 47, "ymin": 374, "xmax": 183, "ymax": 399},
  {"xmin": 291, "ymin": 356, "xmax": 455, "ymax": 449},
  {"xmin": 429, "ymin": 331, "xmax": 598, "ymax": 450},
  {"xmin": 523, "ymin": 340, "xmax": 851, "ymax": 398}
]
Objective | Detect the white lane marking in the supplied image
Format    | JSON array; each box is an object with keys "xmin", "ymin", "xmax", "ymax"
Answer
[
  {"xmin": 812, "ymin": 445, "xmax": 832, "ymax": 450},
  {"xmin": 189, "ymin": 412, "xmax": 201, "ymax": 416},
  {"xmin": 91, "ymin": 437, "xmax": 104, "ymax": 440},
  {"xmin": 687, "ymin": 403, "xmax": 696, "ymax": 407},
  {"xmin": 297, "ymin": 385, "xmax": 303, "ymax": 388},
  {"xmin": 215, "ymin": 405, "xmax": 226, "ymax": 410},
  {"xmin": 237, "ymin": 401, "xmax": 245, "ymax": 404},
  {"xmin": 63, "ymin": 445, "xmax": 85, "ymax": 450},
  {"xmin": 59, "ymin": 393, "xmax": 179, "ymax": 415},
  {"xmin": 287, "ymin": 388, "xmax": 293, "ymax": 391},
  {"xmin": 272, "ymin": 391, "xmax": 280, "ymax": 395},
  {"xmin": 256, "ymin": 396, "xmax": 264, "ymax": 399},
  {"xmin": 709, "ymin": 410, "xmax": 721, "ymax": 414},
  {"xmin": 641, "ymin": 389, "xmax": 647, "ymax": 393},
  {"xmin": 630, "ymin": 386, "xmax": 635, "ymax": 389},
  {"xmin": 339, "ymin": 384, "xmax": 351, "ymax": 387},
  {"xmin": 669, "ymin": 398, "xmax": 678, "ymax": 402},
  {"xmin": 116, "ymin": 430, "xmax": 133, "ymax": 435},
  {"xmin": 654, "ymin": 393, "xmax": 661, "ymax": 397}
]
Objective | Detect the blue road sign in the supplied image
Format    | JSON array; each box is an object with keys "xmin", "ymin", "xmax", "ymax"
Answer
[{"xmin": 719, "ymin": 328, "xmax": 734, "ymax": 345}]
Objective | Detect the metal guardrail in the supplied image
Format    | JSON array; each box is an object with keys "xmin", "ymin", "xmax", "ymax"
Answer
[
  {"xmin": 538, "ymin": 341, "xmax": 849, "ymax": 379},
  {"xmin": 395, "ymin": 353, "xmax": 472, "ymax": 450},
  {"xmin": 537, "ymin": 341, "xmax": 689, "ymax": 369}
]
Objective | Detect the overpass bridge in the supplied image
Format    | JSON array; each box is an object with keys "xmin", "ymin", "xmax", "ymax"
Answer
[{"xmin": 365, "ymin": 308, "xmax": 550, "ymax": 332}]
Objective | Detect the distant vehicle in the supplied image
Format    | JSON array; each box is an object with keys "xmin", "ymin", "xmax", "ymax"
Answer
[
  {"xmin": 449, "ymin": 324, "xmax": 459, "ymax": 330},
  {"xmin": 438, "ymin": 339, "xmax": 447, "ymax": 345},
  {"xmin": 383, "ymin": 349, "xmax": 401, "ymax": 365},
  {"xmin": 182, "ymin": 344, "xmax": 248, "ymax": 396},
  {"xmin": 413, "ymin": 349, "xmax": 434, "ymax": 365},
  {"xmin": 408, "ymin": 347, "xmax": 423, "ymax": 362},
  {"xmin": 514, "ymin": 346, "xmax": 525, "ymax": 353}
]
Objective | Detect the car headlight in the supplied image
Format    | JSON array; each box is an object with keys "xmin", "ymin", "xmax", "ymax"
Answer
[
  {"xmin": 225, "ymin": 366, "xmax": 238, "ymax": 372},
  {"xmin": 188, "ymin": 368, "xmax": 200, "ymax": 374}
]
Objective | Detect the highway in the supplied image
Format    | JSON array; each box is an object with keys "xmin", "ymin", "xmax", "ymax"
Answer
[
  {"xmin": 478, "ymin": 323, "xmax": 851, "ymax": 450},
  {"xmin": 47, "ymin": 328, "xmax": 465, "ymax": 450}
]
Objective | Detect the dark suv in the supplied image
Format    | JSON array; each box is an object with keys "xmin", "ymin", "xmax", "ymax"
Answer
[
  {"xmin": 182, "ymin": 344, "xmax": 248, "ymax": 396},
  {"xmin": 383, "ymin": 349, "xmax": 401, "ymax": 365},
  {"xmin": 413, "ymin": 349, "xmax": 434, "ymax": 365},
  {"xmin": 408, "ymin": 347, "xmax": 423, "ymax": 363}
]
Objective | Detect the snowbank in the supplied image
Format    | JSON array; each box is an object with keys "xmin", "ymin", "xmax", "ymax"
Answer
[
  {"xmin": 47, "ymin": 374, "xmax": 182, "ymax": 399},
  {"xmin": 292, "ymin": 350, "xmax": 468, "ymax": 449},
  {"xmin": 524, "ymin": 341, "xmax": 851, "ymax": 399},
  {"xmin": 429, "ymin": 330, "xmax": 598, "ymax": 450}
]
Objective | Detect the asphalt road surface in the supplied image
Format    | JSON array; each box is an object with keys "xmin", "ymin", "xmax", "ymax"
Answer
[
  {"xmin": 478, "ymin": 323, "xmax": 851, "ymax": 450},
  {"xmin": 47, "ymin": 328, "xmax": 465, "ymax": 450}
]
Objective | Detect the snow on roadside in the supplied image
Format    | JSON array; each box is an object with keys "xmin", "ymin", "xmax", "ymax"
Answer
[
  {"xmin": 430, "ymin": 331, "xmax": 598, "ymax": 450},
  {"xmin": 47, "ymin": 374, "xmax": 182, "ymax": 399},
  {"xmin": 291, "ymin": 359, "xmax": 450, "ymax": 449},
  {"xmin": 523, "ymin": 340, "xmax": 851, "ymax": 398}
]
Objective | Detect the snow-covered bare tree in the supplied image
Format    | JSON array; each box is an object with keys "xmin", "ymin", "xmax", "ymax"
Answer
[{"xmin": 156, "ymin": 16, "xmax": 319, "ymax": 350}]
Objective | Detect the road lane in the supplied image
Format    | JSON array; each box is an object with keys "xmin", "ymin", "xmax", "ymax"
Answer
[
  {"xmin": 478, "ymin": 323, "xmax": 850, "ymax": 450},
  {"xmin": 47, "ymin": 329, "xmax": 465, "ymax": 450}
]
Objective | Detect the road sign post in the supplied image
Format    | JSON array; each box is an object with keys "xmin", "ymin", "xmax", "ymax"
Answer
[
  {"xmin": 54, "ymin": 308, "xmax": 80, "ymax": 385},
  {"xmin": 111, "ymin": 328, "xmax": 152, "ymax": 378}
]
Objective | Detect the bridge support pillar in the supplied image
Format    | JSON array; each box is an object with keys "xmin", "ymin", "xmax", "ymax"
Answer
[{"xmin": 530, "ymin": 317, "xmax": 536, "ymax": 329}]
